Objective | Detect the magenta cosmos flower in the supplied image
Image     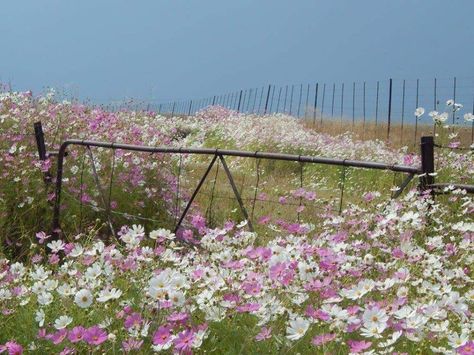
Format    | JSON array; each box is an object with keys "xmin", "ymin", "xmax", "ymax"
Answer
[
  {"xmin": 458, "ymin": 341, "xmax": 474, "ymax": 355},
  {"xmin": 174, "ymin": 329, "xmax": 195, "ymax": 352},
  {"xmin": 68, "ymin": 326, "xmax": 86, "ymax": 343},
  {"xmin": 152, "ymin": 326, "xmax": 172, "ymax": 345},
  {"xmin": 255, "ymin": 327, "xmax": 272, "ymax": 341},
  {"xmin": 83, "ymin": 326, "xmax": 108, "ymax": 346},
  {"xmin": 1, "ymin": 341, "xmax": 23, "ymax": 355},
  {"xmin": 347, "ymin": 340, "xmax": 372, "ymax": 353}
]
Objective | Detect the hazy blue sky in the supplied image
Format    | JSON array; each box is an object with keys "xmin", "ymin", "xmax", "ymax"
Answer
[{"xmin": 1, "ymin": 0, "xmax": 473, "ymax": 104}]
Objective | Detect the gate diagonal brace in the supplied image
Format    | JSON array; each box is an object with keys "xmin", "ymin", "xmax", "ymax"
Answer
[
  {"xmin": 218, "ymin": 155, "xmax": 254, "ymax": 233},
  {"xmin": 391, "ymin": 173, "xmax": 414, "ymax": 199},
  {"xmin": 174, "ymin": 155, "xmax": 218, "ymax": 235},
  {"xmin": 86, "ymin": 147, "xmax": 116, "ymax": 239}
]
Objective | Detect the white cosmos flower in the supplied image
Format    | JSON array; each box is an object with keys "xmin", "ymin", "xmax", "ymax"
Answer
[
  {"xmin": 85, "ymin": 263, "xmax": 103, "ymax": 279},
  {"xmin": 35, "ymin": 309, "xmax": 45, "ymax": 327},
  {"xmin": 69, "ymin": 244, "xmax": 84, "ymax": 257},
  {"xmin": 130, "ymin": 224, "xmax": 145, "ymax": 238},
  {"xmin": 447, "ymin": 331, "xmax": 469, "ymax": 349},
  {"xmin": 360, "ymin": 323, "xmax": 385, "ymax": 338},
  {"xmin": 97, "ymin": 288, "xmax": 122, "ymax": 302},
  {"xmin": 37, "ymin": 292, "xmax": 53, "ymax": 306},
  {"xmin": 44, "ymin": 279, "xmax": 58, "ymax": 291},
  {"xmin": 57, "ymin": 284, "xmax": 76, "ymax": 297},
  {"xmin": 341, "ymin": 284, "xmax": 366, "ymax": 300},
  {"xmin": 433, "ymin": 112, "xmax": 449, "ymax": 123},
  {"xmin": 54, "ymin": 315, "xmax": 73, "ymax": 329},
  {"xmin": 362, "ymin": 308, "xmax": 388, "ymax": 330},
  {"xmin": 464, "ymin": 113, "xmax": 474, "ymax": 122},
  {"xmin": 286, "ymin": 317, "xmax": 310, "ymax": 341},
  {"xmin": 414, "ymin": 107, "xmax": 425, "ymax": 118},
  {"xmin": 149, "ymin": 228, "xmax": 175, "ymax": 240},
  {"xmin": 74, "ymin": 289, "xmax": 93, "ymax": 308},
  {"xmin": 47, "ymin": 240, "xmax": 65, "ymax": 253},
  {"xmin": 168, "ymin": 290, "xmax": 186, "ymax": 306},
  {"xmin": 378, "ymin": 331, "xmax": 402, "ymax": 347},
  {"xmin": 446, "ymin": 99, "xmax": 455, "ymax": 106}
]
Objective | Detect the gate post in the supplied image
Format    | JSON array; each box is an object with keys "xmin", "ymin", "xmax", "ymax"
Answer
[
  {"xmin": 34, "ymin": 121, "xmax": 52, "ymax": 183},
  {"xmin": 419, "ymin": 136, "xmax": 434, "ymax": 191}
]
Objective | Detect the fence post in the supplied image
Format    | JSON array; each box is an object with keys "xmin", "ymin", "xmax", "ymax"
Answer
[
  {"xmin": 387, "ymin": 78, "xmax": 392, "ymax": 141},
  {"xmin": 237, "ymin": 90, "xmax": 243, "ymax": 112},
  {"xmin": 171, "ymin": 102, "xmax": 176, "ymax": 116},
  {"xmin": 34, "ymin": 121, "xmax": 52, "ymax": 183},
  {"xmin": 264, "ymin": 84, "xmax": 271, "ymax": 114},
  {"xmin": 419, "ymin": 136, "xmax": 434, "ymax": 191},
  {"xmin": 187, "ymin": 100, "xmax": 192, "ymax": 116}
]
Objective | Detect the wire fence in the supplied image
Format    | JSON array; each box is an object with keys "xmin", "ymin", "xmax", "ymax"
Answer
[{"xmin": 102, "ymin": 76, "xmax": 474, "ymax": 146}]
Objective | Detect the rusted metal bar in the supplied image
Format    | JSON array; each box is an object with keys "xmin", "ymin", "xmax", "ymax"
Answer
[
  {"xmin": 218, "ymin": 155, "xmax": 254, "ymax": 232},
  {"xmin": 55, "ymin": 140, "xmax": 421, "ymax": 173}
]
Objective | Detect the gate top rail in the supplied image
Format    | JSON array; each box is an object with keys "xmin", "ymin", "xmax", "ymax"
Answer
[{"xmin": 58, "ymin": 139, "xmax": 421, "ymax": 174}]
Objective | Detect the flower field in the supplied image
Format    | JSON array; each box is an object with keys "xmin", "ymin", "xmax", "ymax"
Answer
[{"xmin": 0, "ymin": 89, "xmax": 474, "ymax": 354}]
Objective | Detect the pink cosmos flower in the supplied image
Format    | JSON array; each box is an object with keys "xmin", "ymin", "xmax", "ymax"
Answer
[
  {"xmin": 242, "ymin": 281, "xmax": 262, "ymax": 296},
  {"xmin": 35, "ymin": 231, "xmax": 50, "ymax": 244},
  {"xmin": 31, "ymin": 254, "xmax": 43, "ymax": 264},
  {"xmin": 347, "ymin": 340, "xmax": 372, "ymax": 353},
  {"xmin": 167, "ymin": 312, "xmax": 189, "ymax": 324},
  {"xmin": 1, "ymin": 341, "xmax": 23, "ymax": 355},
  {"xmin": 255, "ymin": 327, "xmax": 272, "ymax": 341},
  {"xmin": 122, "ymin": 338, "xmax": 143, "ymax": 352},
  {"xmin": 124, "ymin": 312, "xmax": 142, "ymax": 330},
  {"xmin": 48, "ymin": 254, "xmax": 60, "ymax": 265},
  {"xmin": 68, "ymin": 326, "xmax": 85, "ymax": 343},
  {"xmin": 50, "ymin": 329, "xmax": 68, "ymax": 345},
  {"xmin": 312, "ymin": 333, "xmax": 336, "ymax": 346},
  {"xmin": 83, "ymin": 326, "xmax": 108, "ymax": 346},
  {"xmin": 152, "ymin": 326, "xmax": 172, "ymax": 345},
  {"xmin": 236, "ymin": 303, "xmax": 260, "ymax": 313},
  {"xmin": 174, "ymin": 330, "xmax": 195, "ymax": 352},
  {"xmin": 191, "ymin": 214, "xmax": 206, "ymax": 230},
  {"xmin": 457, "ymin": 341, "xmax": 474, "ymax": 355}
]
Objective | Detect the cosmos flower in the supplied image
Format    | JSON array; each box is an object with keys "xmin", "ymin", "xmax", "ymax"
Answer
[
  {"xmin": 74, "ymin": 289, "xmax": 93, "ymax": 308},
  {"xmin": 54, "ymin": 315, "xmax": 73, "ymax": 330},
  {"xmin": 286, "ymin": 317, "xmax": 310, "ymax": 341}
]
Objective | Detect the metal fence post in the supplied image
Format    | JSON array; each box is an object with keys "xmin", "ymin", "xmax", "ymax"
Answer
[
  {"xmin": 419, "ymin": 136, "xmax": 434, "ymax": 191},
  {"xmin": 387, "ymin": 78, "xmax": 392, "ymax": 141},
  {"xmin": 237, "ymin": 90, "xmax": 243, "ymax": 112},
  {"xmin": 264, "ymin": 84, "xmax": 271, "ymax": 114}
]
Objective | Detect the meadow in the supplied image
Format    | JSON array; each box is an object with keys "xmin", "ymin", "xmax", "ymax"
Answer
[{"xmin": 0, "ymin": 89, "xmax": 473, "ymax": 354}]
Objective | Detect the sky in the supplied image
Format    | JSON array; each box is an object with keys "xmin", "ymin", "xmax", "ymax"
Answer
[{"xmin": 1, "ymin": 0, "xmax": 473, "ymax": 105}]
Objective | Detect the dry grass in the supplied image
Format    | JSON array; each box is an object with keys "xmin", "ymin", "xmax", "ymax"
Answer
[{"xmin": 301, "ymin": 117, "xmax": 473, "ymax": 150}]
